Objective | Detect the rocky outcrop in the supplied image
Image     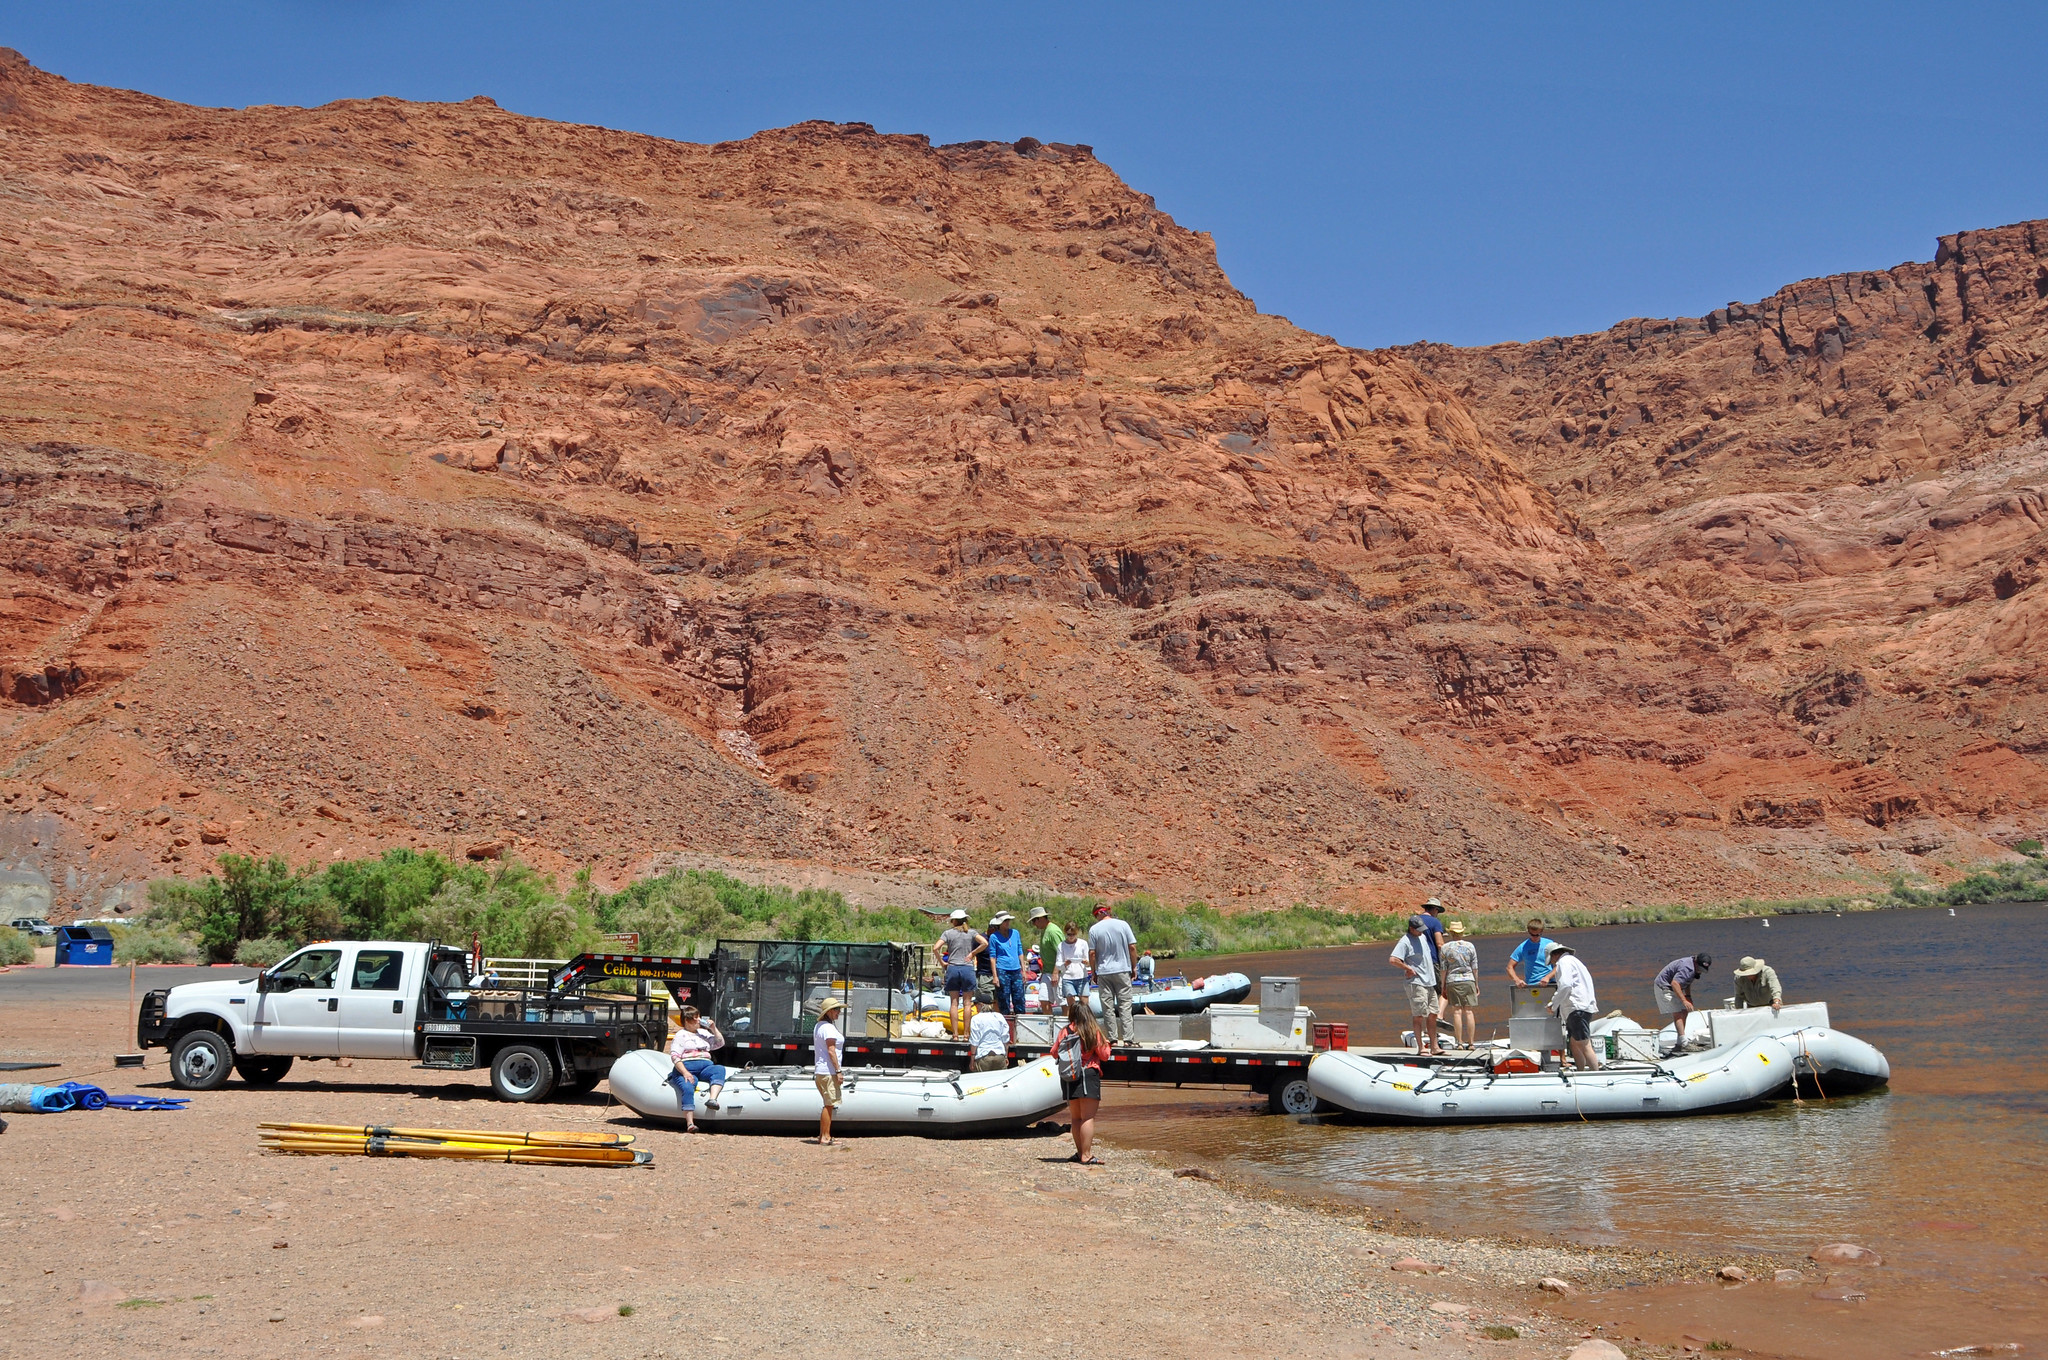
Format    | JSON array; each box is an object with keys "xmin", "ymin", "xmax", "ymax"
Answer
[{"xmin": 0, "ymin": 48, "xmax": 2029, "ymax": 917}]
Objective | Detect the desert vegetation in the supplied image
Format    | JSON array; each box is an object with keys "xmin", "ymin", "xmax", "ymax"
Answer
[{"xmin": 125, "ymin": 847, "xmax": 2048, "ymax": 968}]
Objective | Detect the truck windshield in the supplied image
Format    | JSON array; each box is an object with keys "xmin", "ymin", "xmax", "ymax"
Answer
[{"xmin": 273, "ymin": 948, "xmax": 340, "ymax": 990}]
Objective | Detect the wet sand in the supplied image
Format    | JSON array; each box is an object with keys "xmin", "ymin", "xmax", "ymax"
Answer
[{"xmin": 1119, "ymin": 902, "xmax": 2048, "ymax": 1359}]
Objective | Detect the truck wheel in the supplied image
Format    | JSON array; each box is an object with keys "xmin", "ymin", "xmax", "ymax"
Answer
[
  {"xmin": 1268, "ymin": 1077, "xmax": 1321, "ymax": 1116},
  {"xmin": 491, "ymin": 1044, "xmax": 556, "ymax": 1102},
  {"xmin": 235, "ymin": 1056, "xmax": 293, "ymax": 1086},
  {"xmin": 170, "ymin": 1030, "xmax": 235, "ymax": 1091}
]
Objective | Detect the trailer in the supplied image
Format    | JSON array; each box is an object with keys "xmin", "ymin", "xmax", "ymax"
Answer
[
  {"xmin": 707, "ymin": 937, "xmax": 1325, "ymax": 1114},
  {"xmin": 139, "ymin": 937, "xmax": 1327, "ymax": 1111}
]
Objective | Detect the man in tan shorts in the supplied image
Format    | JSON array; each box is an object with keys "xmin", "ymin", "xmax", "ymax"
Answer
[{"xmin": 813, "ymin": 996, "xmax": 846, "ymax": 1144}]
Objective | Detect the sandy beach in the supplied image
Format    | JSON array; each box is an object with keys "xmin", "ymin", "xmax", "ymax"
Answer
[{"xmin": 0, "ymin": 982, "xmax": 1717, "ymax": 1360}]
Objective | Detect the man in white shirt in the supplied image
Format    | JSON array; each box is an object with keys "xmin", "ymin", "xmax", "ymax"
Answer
[
  {"xmin": 813, "ymin": 996, "xmax": 846, "ymax": 1144},
  {"xmin": 1545, "ymin": 942, "xmax": 1601, "ymax": 1071},
  {"xmin": 1388, "ymin": 916, "xmax": 1439, "ymax": 1056},
  {"xmin": 967, "ymin": 997, "xmax": 1010, "ymax": 1071},
  {"xmin": 1086, "ymin": 903, "xmax": 1140, "ymax": 1043}
]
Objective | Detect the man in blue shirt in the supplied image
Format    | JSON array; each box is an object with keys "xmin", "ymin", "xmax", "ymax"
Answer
[
  {"xmin": 1416, "ymin": 897, "xmax": 1448, "ymax": 1024},
  {"xmin": 985, "ymin": 911, "xmax": 1027, "ymax": 1041},
  {"xmin": 1506, "ymin": 919, "xmax": 1561, "ymax": 988}
]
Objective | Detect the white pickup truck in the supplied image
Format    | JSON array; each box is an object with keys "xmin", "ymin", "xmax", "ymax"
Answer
[{"xmin": 136, "ymin": 940, "xmax": 674, "ymax": 1101}]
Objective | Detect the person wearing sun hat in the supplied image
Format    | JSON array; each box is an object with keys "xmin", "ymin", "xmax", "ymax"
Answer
[
  {"xmin": 1439, "ymin": 920, "xmax": 1480, "ymax": 1049},
  {"xmin": 935, "ymin": 908, "xmax": 986, "ymax": 1041},
  {"xmin": 1544, "ymin": 942, "xmax": 1601, "ymax": 1071},
  {"xmin": 1416, "ymin": 896, "xmax": 1449, "ymax": 1021},
  {"xmin": 812, "ymin": 996, "xmax": 847, "ymax": 1145},
  {"xmin": 1029, "ymin": 905, "xmax": 1065, "ymax": 1015},
  {"xmin": 1732, "ymin": 956, "xmax": 1782, "ymax": 1013}
]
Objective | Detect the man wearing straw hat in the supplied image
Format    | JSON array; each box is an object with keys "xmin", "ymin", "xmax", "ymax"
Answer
[
  {"xmin": 1732, "ymin": 957, "xmax": 1782, "ymax": 1013},
  {"xmin": 813, "ymin": 997, "xmax": 847, "ymax": 1145}
]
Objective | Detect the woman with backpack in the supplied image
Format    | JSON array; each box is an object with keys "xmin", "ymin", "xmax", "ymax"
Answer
[{"xmin": 1054, "ymin": 995, "xmax": 1112, "ymax": 1165}]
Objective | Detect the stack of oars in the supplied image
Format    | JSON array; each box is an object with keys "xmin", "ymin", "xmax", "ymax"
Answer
[{"xmin": 258, "ymin": 1122, "xmax": 651, "ymax": 1166}]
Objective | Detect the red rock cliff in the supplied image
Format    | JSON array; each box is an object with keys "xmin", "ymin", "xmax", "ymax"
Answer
[{"xmin": 0, "ymin": 49, "xmax": 2027, "ymax": 916}]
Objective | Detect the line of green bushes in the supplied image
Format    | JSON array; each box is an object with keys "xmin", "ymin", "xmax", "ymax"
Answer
[{"xmin": 126, "ymin": 845, "xmax": 2048, "ymax": 969}]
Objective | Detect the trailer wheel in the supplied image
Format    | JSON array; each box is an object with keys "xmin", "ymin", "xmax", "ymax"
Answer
[
  {"xmin": 1268, "ymin": 1077, "xmax": 1320, "ymax": 1116},
  {"xmin": 170, "ymin": 1030, "xmax": 234, "ymax": 1091},
  {"xmin": 491, "ymin": 1044, "xmax": 556, "ymax": 1102},
  {"xmin": 235, "ymin": 1056, "xmax": 293, "ymax": 1086}
]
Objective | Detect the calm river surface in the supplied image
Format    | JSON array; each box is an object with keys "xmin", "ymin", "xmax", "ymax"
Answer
[{"xmin": 1114, "ymin": 902, "xmax": 2048, "ymax": 1355}]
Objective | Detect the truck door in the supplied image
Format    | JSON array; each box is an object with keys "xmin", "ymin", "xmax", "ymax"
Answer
[
  {"xmin": 249, "ymin": 947, "xmax": 343, "ymax": 1056},
  {"xmin": 336, "ymin": 945, "xmax": 417, "ymax": 1058}
]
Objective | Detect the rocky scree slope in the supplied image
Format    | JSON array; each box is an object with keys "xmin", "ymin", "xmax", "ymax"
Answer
[{"xmin": 0, "ymin": 49, "xmax": 2016, "ymax": 920}]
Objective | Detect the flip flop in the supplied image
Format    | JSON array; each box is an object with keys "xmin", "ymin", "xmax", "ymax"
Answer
[{"xmin": 1076, "ymin": 1156, "xmax": 1106, "ymax": 1166}]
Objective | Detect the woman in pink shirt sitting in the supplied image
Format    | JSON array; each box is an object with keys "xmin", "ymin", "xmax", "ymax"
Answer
[{"xmin": 667, "ymin": 1006, "xmax": 728, "ymax": 1132}]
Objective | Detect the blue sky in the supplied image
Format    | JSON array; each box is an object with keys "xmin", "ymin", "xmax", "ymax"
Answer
[{"xmin": 7, "ymin": 2, "xmax": 2046, "ymax": 348}]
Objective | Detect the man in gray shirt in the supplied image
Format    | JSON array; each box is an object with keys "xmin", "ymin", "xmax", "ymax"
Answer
[{"xmin": 1086, "ymin": 902, "xmax": 1139, "ymax": 1044}]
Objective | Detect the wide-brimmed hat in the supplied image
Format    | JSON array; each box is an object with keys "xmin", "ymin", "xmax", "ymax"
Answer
[
  {"xmin": 1423, "ymin": 896, "xmax": 1443, "ymax": 908},
  {"xmin": 1028, "ymin": 906, "xmax": 1049, "ymax": 921},
  {"xmin": 816, "ymin": 997, "xmax": 847, "ymax": 1017},
  {"xmin": 1733, "ymin": 956, "xmax": 1766, "ymax": 977},
  {"xmin": 991, "ymin": 911, "xmax": 1014, "ymax": 925},
  {"xmin": 948, "ymin": 908, "xmax": 968, "ymax": 922},
  {"xmin": 1445, "ymin": 920, "xmax": 1468, "ymax": 936},
  {"xmin": 1545, "ymin": 942, "xmax": 1575, "ymax": 959}
]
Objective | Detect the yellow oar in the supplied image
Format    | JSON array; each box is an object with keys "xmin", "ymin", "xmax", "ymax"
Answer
[
  {"xmin": 259, "ymin": 1136, "xmax": 648, "ymax": 1166},
  {"xmin": 258, "ymin": 1121, "xmax": 630, "ymax": 1147}
]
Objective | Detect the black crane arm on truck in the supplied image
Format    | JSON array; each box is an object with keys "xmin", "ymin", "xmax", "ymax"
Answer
[{"xmin": 546, "ymin": 952, "xmax": 716, "ymax": 1004}]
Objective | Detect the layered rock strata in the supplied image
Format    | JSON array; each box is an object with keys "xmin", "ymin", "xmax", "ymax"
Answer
[{"xmin": 0, "ymin": 49, "xmax": 2030, "ymax": 918}]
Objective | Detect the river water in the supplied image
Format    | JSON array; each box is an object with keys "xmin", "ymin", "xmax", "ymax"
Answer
[{"xmin": 1114, "ymin": 902, "xmax": 2048, "ymax": 1357}]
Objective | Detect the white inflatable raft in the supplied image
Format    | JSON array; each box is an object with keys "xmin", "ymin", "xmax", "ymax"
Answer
[
  {"xmin": 608, "ymin": 1048, "xmax": 1067, "ymax": 1136},
  {"xmin": 1307, "ymin": 1026, "xmax": 1888, "ymax": 1124}
]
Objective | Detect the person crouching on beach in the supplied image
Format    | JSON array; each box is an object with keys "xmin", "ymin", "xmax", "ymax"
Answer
[
  {"xmin": 667, "ymin": 1005, "xmax": 727, "ymax": 1131},
  {"xmin": 968, "ymin": 995, "xmax": 1011, "ymax": 1072},
  {"xmin": 1055, "ymin": 995, "xmax": 1112, "ymax": 1165},
  {"xmin": 1390, "ymin": 916, "xmax": 1440, "ymax": 1056},
  {"xmin": 813, "ymin": 996, "xmax": 846, "ymax": 1145}
]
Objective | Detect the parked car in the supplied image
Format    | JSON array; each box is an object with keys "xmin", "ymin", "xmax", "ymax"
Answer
[{"xmin": 8, "ymin": 916, "xmax": 54, "ymax": 938}]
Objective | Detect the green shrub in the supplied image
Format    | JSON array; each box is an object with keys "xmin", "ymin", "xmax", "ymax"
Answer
[
  {"xmin": 2015, "ymin": 839, "xmax": 2043, "ymax": 857},
  {"xmin": 148, "ymin": 854, "xmax": 336, "ymax": 962},
  {"xmin": 112, "ymin": 926, "xmax": 198, "ymax": 965},
  {"xmin": 414, "ymin": 859, "xmax": 591, "ymax": 958},
  {"xmin": 0, "ymin": 926, "xmax": 34, "ymax": 967},
  {"xmin": 232, "ymin": 936, "xmax": 294, "ymax": 968}
]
